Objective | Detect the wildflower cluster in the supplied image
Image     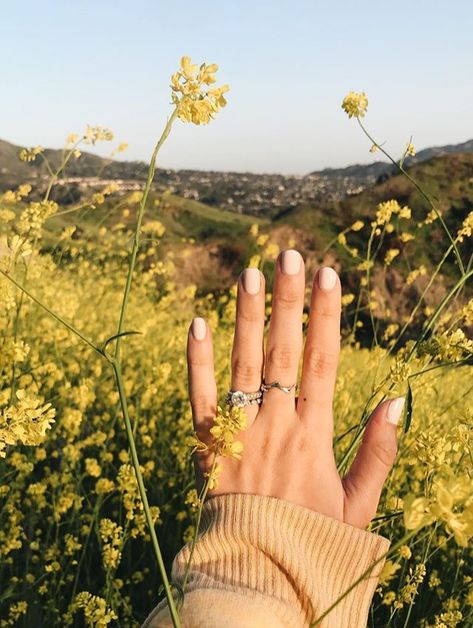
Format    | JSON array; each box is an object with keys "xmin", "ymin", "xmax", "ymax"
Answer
[
  {"xmin": 403, "ymin": 466, "xmax": 473, "ymax": 546},
  {"xmin": 19, "ymin": 146, "xmax": 44, "ymax": 162},
  {"xmin": 341, "ymin": 91, "xmax": 368, "ymax": 118},
  {"xmin": 171, "ymin": 56, "xmax": 229, "ymax": 125},
  {"xmin": 187, "ymin": 404, "xmax": 247, "ymax": 489},
  {"xmin": 0, "ymin": 390, "xmax": 55, "ymax": 458}
]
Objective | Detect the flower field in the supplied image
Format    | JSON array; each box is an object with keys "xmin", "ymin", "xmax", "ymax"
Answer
[{"xmin": 0, "ymin": 61, "xmax": 472, "ymax": 627}]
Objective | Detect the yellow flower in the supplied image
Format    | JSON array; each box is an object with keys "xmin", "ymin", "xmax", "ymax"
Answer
[
  {"xmin": 264, "ymin": 242, "xmax": 280, "ymax": 260},
  {"xmin": 457, "ymin": 211, "xmax": 473, "ymax": 242},
  {"xmin": 85, "ymin": 457, "xmax": 101, "ymax": 478},
  {"xmin": 399, "ymin": 545, "xmax": 412, "ymax": 559},
  {"xmin": 19, "ymin": 146, "xmax": 44, "ymax": 162},
  {"xmin": 83, "ymin": 125, "xmax": 114, "ymax": 145},
  {"xmin": 403, "ymin": 493, "xmax": 434, "ymax": 529},
  {"xmin": 341, "ymin": 91, "xmax": 368, "ymax": 118},
  {"xmin": 66, "ymin": 133, "xmax": 79, "ymax": 145},
  {"xmin": 378, "ymin": 560, "xmax": 401, "ymax": 586},
  {"xmin": 406, "ymin": 265, "xmax": 427, "ymax": 285},
  {"xmin": 249, "ymin": 223, "xmax": 259, "ymax": 238},
  {"xmin": 384, "ymin": 248, "xmax": 400, "ymax": 266},
  {"xmin": 406, "ymin": 142, "xmax": 416, "ymax": 157},
  {"xmin": 171, "ymin": 56, "xmax": 229, "ymax": 125},
  {"xmin": 350, "ymin": 220, "xmax": 364, "ymax": 231}
]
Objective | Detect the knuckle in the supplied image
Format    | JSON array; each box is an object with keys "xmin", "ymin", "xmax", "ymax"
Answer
[
  {"xmin": 232, "ymin": 357, "xmax": 261, "ymax": 384},
  {"xmin": 188, "ymin": 354, "xmax": 210, "ymax": 368},
  {"xmin": 268, "ymin": 345, "xmax": 297, "ymax": 370},
  {"xmin": 237, "ymin": 307, "xmax": 262, "ymax": 324},
  {"xmin": 304, "ymin": 348, "xmax": 339, "ymax": 377},
  {"xmin": 190, "ymin": 395, "xmax": 214, "ymax": 416},
  {"xmin": 276, "ymin": 289, "xmax": 301, "ymax": 308},
  {"xmin": 316, "ymin": 303, "xmax": 340, "ymax": 320},
  {"xmin": 370, "ymin": 439, "xmax": 398, "ymax": 468}
]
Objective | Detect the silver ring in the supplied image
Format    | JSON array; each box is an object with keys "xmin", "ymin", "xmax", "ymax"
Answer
[
  {"xmin": 260, "ymin": 380, "xmax": 297, "ymax": 394},
  {"xmin": 225, "ymin": 389, "xmax": 263, "ymax": 408}
]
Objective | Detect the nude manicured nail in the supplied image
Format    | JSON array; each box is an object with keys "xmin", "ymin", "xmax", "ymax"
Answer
[
  {"xmin": 386, "ymin": 397, "xmax": 405, "ymax": 425},
  {"xmin": 281, "ymin": 249, "xmax": 302, "ymax": 275},
  {"xmin": 191, "ymin": 317, "xmax": 207, "ymax": 341},
  {"xmin": 318, "ymin": 267, "xmax": 337, "ymax": 291},
  {"xmin": 242, "ymin": 268, "xmax": 261, "ymax": 294}
]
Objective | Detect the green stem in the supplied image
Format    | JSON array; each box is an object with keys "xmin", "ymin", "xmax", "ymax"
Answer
[
  {"xmin": 0, "ymin": 268, "xmax": 102, "ymax": 356},
  {"xmin": 43, "ymin": 141, "xmax": 82, "ymax": 202},
  {"xmin": 114, "ymin": 108, "xmax": 179, "ymax": 362},
  {"xmin": 407, "ymin": 269, "xmax": 473, "ymax": 359},
  {"xmin": 180, "ymin": 456, "xmax": 218, "ymax": 596},
  {"xmin": 356, "ymin": 118, "xmax": 465, "ymax": 276},
  {"xmin": 112, "ymin": 362, "xmax": 181, "ymax": 627},
  {"xmin": 310, "ymin": 527, "xmax": 429, "ymax": 626}
]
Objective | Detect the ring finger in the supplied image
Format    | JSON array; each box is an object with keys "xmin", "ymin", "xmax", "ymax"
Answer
[{"xmin": 231, "ymin": 268, "xmax": 266, "ymax": 425}]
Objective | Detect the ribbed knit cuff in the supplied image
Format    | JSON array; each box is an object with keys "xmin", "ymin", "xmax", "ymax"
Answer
[{"xmin": 143, "ymin": 493, "xmax": 391, "ymax": 628}]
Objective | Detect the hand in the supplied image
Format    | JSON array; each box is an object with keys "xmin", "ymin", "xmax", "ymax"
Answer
[{"xmin": 187, "ymin": 249, "xmax": 403, "ymax": 529}]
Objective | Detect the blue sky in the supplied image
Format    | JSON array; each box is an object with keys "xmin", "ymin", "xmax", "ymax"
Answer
[{"xmin": 1, "ymin": 0, "xmax": 472, "ymax": 173}]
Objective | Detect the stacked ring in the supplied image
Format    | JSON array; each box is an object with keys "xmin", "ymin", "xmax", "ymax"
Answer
[
  {"xmin": 225, "ymin": 379, "xmax": 297, "ymax": 407},
  {"xmin": 224, "ymin": 389, "xmax": 263, "ymax": 408}
]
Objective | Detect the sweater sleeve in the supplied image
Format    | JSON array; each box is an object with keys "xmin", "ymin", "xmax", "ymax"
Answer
[{"xmin": 142, "ymin": 493, "xmax": 391, "ymax": 628}]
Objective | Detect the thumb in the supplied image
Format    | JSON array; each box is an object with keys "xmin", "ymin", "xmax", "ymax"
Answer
[{"xmin": 342, "ymin": 397, "xmax": 404, "ymax": 529}]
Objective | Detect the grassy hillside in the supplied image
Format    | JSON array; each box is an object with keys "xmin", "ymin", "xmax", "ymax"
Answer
[{"xmin": 278, "ymin": 153, "xmax": 473, "ymax": 274}]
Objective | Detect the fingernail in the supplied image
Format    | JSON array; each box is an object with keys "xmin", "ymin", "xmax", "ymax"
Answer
[
  {"xmin": 281, "ymin": 249, "xmax": 302, "ymax": 275},
  {"xmin": 191, "ymin": 317, "xmax": 206, "ymax": 341},
  {"xmin": 242, "ymin": 268, "xmax": 261, "ymax": 295},
  {"xmin": 318, "ymin": 267, "xmax": 337, "ymax": 291},
  {"xmin": 386, "ymin": 397, "xmax": 405, "ymax": 425}
]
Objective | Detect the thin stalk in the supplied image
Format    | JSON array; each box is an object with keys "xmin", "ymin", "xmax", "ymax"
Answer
[
  {"xmin": 180, "ymin": 456, "xmax": 218, "ymax": 596},
  {"xmin": 310, "ymin": 527, "xmax": 430, "ymax": 627},
  {"xmin": 112, "ymin": 362, "xmax": 181, "ymax": 628},
  {"xmin": 356, "ymin": 118, "xmax": 465, "ymax": 275},
  {"xmin": 114, "ymin": 108, "xmax": 178, "ymax": 363},
  {"xmin": 391, "ymin": 240, "xmax": 456, "ymax": 352},
  {"xmin": 0, "ymin": 268, "xmax": 101, "ymax": 356},
  {"xmin": 42, "ymin": 140, "xmax": 82, "ymax": 202}
]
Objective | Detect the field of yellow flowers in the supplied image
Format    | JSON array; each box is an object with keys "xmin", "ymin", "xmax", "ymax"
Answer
[{"xmin": 1, "ymin": 60, "xmax": 472, "ymax": 627}]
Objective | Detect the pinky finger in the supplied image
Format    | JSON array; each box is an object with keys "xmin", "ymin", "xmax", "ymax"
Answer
[{"xmin": 187, "ymin": 317, "xmax": 218, "ymax": 446}]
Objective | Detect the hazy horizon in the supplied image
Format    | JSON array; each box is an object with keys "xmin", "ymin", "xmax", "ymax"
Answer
[
  {"xmin": 2, "ymin": 133, "xmax": 472, "ymax": 177},
  {"xmin": 2, "ymin": 1, "xmax": 472, "ymax": 174}
]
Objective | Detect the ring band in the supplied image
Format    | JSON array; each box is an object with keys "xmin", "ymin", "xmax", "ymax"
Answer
[
  {"xmin": 225, "ymin": 389, "xmax": 263, "ymax": 408},
  {"xmin": 260, "ymin": 380, "xmax": 297, "ymax": 394}
]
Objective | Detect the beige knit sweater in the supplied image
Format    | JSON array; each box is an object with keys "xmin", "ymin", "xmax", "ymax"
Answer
[{"xmin": 142, "ymin": 493, "xmax": 391, "ymax": 628}]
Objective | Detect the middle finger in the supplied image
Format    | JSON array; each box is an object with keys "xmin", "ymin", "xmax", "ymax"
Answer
[{"xmin": 263, "ymin": 249, "xmax": 305, "ymax": 408}]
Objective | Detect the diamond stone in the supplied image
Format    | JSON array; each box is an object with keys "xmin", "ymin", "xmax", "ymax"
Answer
[{"xmin": 231, "ymin": 391, "xmax": 246, "ymax": 407}]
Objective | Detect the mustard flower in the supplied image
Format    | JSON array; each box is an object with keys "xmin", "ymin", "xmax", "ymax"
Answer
[
  {"xmin": 341, "ymin": 91, "xmax": 368, "ymax": 118},
  {"xmin": 350, "ymin": 220, "xmax": 364, "ymax": 231},
  {"xmin": 384, "ymin": 248, "xmax": 400, "ymax": 266},
  {"xmin": 19, "ymin": 146, "xmax": 44, "ymax": 162},
  {"xmin": 83, "ymin": 125, "xmax": 114, "ymax": 145},
  {"xmin": 171, "ymin": 56, "xmax": 230, "ymax": 125}
]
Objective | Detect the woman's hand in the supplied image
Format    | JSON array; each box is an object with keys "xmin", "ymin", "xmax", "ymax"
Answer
[{"xmin": 187, "ymin": 249, "xmax": 403, "ymax": 529}]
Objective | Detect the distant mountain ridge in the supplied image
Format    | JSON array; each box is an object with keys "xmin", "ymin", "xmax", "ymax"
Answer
[{"xmin": 1, "ymin": 137, "xmax": 472, "ymax": 216}]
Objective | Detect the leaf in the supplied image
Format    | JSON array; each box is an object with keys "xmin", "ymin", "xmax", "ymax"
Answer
[
  {"xmin": 404, "ymin": 382, "xmax": 413, "ymax": 434},
  {"xmin": 101, "ymin": 330, "xmax": 142, "ymax": 353}
]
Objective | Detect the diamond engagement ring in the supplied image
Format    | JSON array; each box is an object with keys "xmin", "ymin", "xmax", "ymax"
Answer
[
  {"xmin": 225, "ymin": 389, "xmax": 263, "ymax": 408},
  {"xmin": 260, "ymin": 380, "xmax": 297, "ymax": 394}
]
